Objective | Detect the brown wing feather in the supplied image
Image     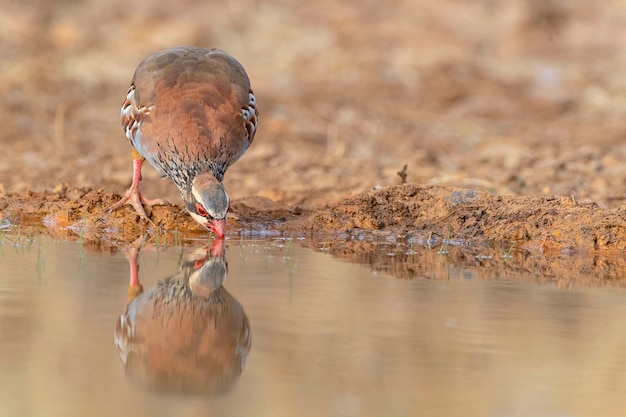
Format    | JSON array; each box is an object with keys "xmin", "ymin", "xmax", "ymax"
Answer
[{"xmin": 121, "ymin": 47, "xmax": 258, "ymax": 187}]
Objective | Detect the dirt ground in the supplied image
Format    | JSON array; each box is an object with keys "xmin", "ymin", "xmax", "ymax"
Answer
[{"xmin": 3, "ymin": 0, "xmax": 626, "ymax": 281}]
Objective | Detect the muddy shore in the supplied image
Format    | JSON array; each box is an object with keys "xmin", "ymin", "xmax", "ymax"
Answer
[{"xmin": 2, "ymin": 184, "xmax": 626, "ymax": 286}]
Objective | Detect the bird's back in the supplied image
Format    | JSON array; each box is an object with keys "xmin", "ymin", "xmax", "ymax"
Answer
[{"xmin": 122, "ymin": 47, "xmax": 258, "ymax": 188}]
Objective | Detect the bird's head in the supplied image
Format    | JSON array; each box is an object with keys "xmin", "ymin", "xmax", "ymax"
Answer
[{"xmin": 186, "ymin": 173, "xmax": 229, "ymax": 238}]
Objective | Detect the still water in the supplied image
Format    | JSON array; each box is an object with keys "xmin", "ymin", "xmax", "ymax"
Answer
[{"xmin": 1, "ymin": 235, "xmax": 626, "ymax": 417}]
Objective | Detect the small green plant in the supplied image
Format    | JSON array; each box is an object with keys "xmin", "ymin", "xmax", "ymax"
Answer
[
  {"xmin": 173, "ymin": 231, "xmax": 183, "ymax": 263},
  {"xmin": 77, "ymin": 241, "xmax": 85, "ymax": 267},
  {"xmin": 77, "ymin": 213, "xmax": 87, "ymax": 245},
  {"xmin": 139, "ymin": 233, "xmax": 148, "ymax": 251},
  {"xmin": 71, "ymin": 215, "xmax": 87, "ymax": 266},
  {"xmin": 493, "ymin": 241, "xmax": 515, "ymax": 259},
  {"xmin": 438, "ymin": 226, "xmax": 453, "ymax": 255},
  {"xmin": 14, "ymin": 224, "xmax": 22, "ymax": 248},
  {"xmin": 285, "ymin": 234, "xmax": 295, "ymax": 258},
  {"xmin": 36, "ymin": 243, "xmax": 46, "ymax": 281},
  {"xmin": 154, "ymin": 228, "xmax": 161, "ymax": 249},
  {"xmin": 283, "ymin": 235, "xmax": 298, "ymax": 301},
  {"xmin": 405, "ymin": 236, "xmax": 418, "ymax": 264},
  {"xmin": 25, "ymin": 230, "xmax": 35, "ymax": 249},
  {"xmin": 238, "ymin": 235, "xmax": 248, "ymax": 262}
]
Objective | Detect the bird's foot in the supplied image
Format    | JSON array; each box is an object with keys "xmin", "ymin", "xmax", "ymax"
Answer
[{"xmin": 106, "ymin": 186, "xmax": 170, "ymax": 221}]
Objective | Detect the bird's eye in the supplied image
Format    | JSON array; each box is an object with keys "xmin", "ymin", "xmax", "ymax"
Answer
[{"xmin": 195, "ymin": 202, "xmax": 209, "ymax": 217}]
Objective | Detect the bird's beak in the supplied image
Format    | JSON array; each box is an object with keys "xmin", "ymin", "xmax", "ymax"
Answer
[{"xmin": 207, "ymin": 218, "xmax": 226, "ymax": 239}]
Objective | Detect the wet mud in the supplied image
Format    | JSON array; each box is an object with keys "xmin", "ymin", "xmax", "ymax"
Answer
[{"xmin": 2, "ymin": 184, "xmax": 626, "ymax": 286}]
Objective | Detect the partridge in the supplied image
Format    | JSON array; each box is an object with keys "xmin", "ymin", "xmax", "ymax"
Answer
[
  {"xmin": 108, "ymin": 47, "xmax": 258, "ymax": 238},
  {"xmin": 115, "ymin": 240, "xmax": 251, "ymax": 395}
]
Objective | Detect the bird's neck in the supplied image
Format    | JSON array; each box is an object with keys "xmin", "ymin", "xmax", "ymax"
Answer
[{"xmin": 175, "ymin": 164, "xmax": 225, "ymax": 195}]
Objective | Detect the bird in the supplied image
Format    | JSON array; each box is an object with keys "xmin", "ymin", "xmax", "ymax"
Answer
[
  {"xmin": 115, "ymin": 239, "xmax": 251, "ymax": 396},
  {"xmin": 107, "ymin": 46, "xmax": 258, "ymax": 238}
]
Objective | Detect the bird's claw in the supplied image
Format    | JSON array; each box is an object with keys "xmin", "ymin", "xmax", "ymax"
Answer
[{"xmin": 105, "ymin": 186, "xmax": 169, "ymax": 225}]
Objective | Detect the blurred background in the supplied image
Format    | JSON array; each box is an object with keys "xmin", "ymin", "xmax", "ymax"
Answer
[{"xmin": 2, "ymin": 0, "xmax": 626, "ymax": 208}]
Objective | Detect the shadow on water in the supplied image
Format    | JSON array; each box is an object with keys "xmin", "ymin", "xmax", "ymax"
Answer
[{"xmin": 114, "ymin": 238, "xmax": 251, "ymax": 397}]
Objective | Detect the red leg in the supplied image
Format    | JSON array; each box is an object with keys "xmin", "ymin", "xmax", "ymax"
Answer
[{"xmin": 125, "ymin": 246, "xmax": 144, "ymax": 302}]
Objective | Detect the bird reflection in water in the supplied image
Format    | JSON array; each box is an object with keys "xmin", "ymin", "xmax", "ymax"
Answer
[{"xmin": 114, "ymin": 239, "xmax": 251, "ymax": 396}]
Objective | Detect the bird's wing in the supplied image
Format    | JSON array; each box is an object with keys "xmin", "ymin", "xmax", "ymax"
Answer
[{"xmin": 121, "ymin": 47, "xmax": 258, "ymax": 183}]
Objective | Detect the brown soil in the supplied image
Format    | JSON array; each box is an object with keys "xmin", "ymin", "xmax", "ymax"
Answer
[
  {"xmin": 3, "ymin": 0, "xmax": 626, "ymax": 282},
  {"xmin": 3, "ymin": 184, "xmax": 626, "ymax": 286}
]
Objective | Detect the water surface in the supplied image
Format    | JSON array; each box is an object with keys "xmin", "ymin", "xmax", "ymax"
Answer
[{"xmin": 1, "ymin": 235, "xmax": 625, "ymax": 417}]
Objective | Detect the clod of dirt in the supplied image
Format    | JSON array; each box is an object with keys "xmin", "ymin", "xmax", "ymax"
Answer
[{"xmin": 306, "ymin": 184, "xmax": 626, "ymax": 253}]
